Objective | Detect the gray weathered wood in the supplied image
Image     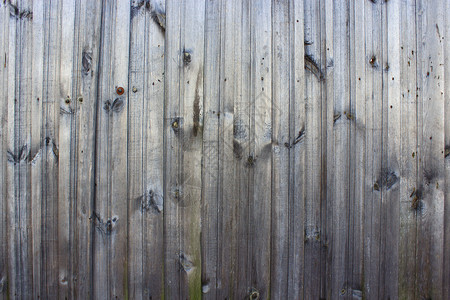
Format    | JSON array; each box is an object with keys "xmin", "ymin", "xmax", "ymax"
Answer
[
  {"xmin": 58, "ymin": 0, "xmax": 75, "ymax": 298},
  {"xmin": 0, "ymin": 1, "xmax": 448, "ymax": 299},
  {"xmin": 163, "ymin": 0, "xmax": 182, "ymax": 297},
  {"xmin": 201, "ymin": 0, "xmax": 221, "ymax": 298},
  {"xmin": 271, "ymin": 1, "xmax": 290, "ymax": 299},
  {"xmin": 288, "ymin": 0, "xmax": 306, "ymax": 298},
  {"xmin": 382, "ymin": 1, "xmax": 401, "ymax": 297},
  {"xmin": 398, "ymin": 1, "xmax": 419, "ymax": 298},
  {"xmin": 330, "ymin": 0, "xmax": 351, "ymax": 298},
  {"xmin": 249, "ymin": 1, "xmax": 272, "ymax": 298},
  {"xmin": 0, "ymin": 2, "xmax": 7, "ymax": 299},
  {"xmin": 72, "ymin": 1, "xmax": 102, "ymax": 298},
  {"xmin": 363, "ymin": 1, "xmax": 383, "ymax": 298},
  {"xmin": 141, "ymin": 0, "xmax": 165, "ymax": 298},
  {"xmin": 349, "ymin": 1, "xmax": 365, "ymax": 297},
  {"xmin": 179, "ymin": 0, "xmax": 205, "ymax": 298},
  {"xmin": 303, "ymin": 0, "xmax": 325, "ymax": 298},
  {"xmin": 94, "ymin": 1, "xmax": 130, "ymax": 299},
  {"xmin": 127, "ymin": 1, "xmax": 148, "ymax": 298},
  {"xmin": 444, "ymin": 1, "xmax": 450, "ymax": 299},
  {"xmin": 416, "ymin": 1, "xmax": 445, "ymax": 298}
]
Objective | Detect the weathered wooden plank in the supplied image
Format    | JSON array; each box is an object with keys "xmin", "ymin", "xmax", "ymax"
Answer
[
  {"xmin": 349, "ymin": 0, "xmax": 365, "ymax": 297},
  {"xmin": 444, "ymin": 1, "xmax": 450, "ymax": 298},
  {"xmin": 416, "ymin": 0, "xmax": 446, "ymax": 298},
  {"xmin": 363, "ymin": 1, "xmax": 383, "ymax": 298},
  {"xmin": 127, "ymin": 1, "xmax": 147, "ymax": 298},
  {"xmin": 17, "ymin": 2, "xmax": 34, "ymax": 297},
  {"xmin": 142, "ymin": 0, "xmax": 165, "ymax": 298},
  {"xmin": 216, "ymin": 0, "xmax": 248, "ymax": 298},
  {"xmin": 5, "ymin": 2, "xmax": 18, "ymax": 295},
  {"xmin": 330, "ymin": 0, "xmax": 351, "ymax": 298},
  {"xmin": 94, "ymin": 1, "xmax": 130, "ymax": 298},
  {"xmin": 178, "ymin": 0, "xmax": 205, "ymax": 298},
  {"xmin": 398, "ymin": 1, "xmax": 419, "ymax": 298},
  {"xmin": 57, "ymin": 0, "xmax": 76, "ymax": 298},
  {"xmin": 41, "ymin": 0, "xmax": 62, "ymax": 296},
  {"xmin": 73, "ymin": 1, "xmax": 102, "ymax": 298},
  {"xmin": 234, "ymin": 2, "xmax": 252, "ymax": 297},
  {"xmin": 30, "ymin": 0, "xmax": 44, "ymax": 298},
  {"xmin": 271, "ymin": 1, "xmax": 290, "ymax": 298},
  {"xmin": 249, "ymin": 1, "xmax": 272, "ymax": 298},
  {"xmin": 0, "ymin": 2, "xmax": 7, "ymax": 299},
  {"xmin": 201, "ymin": 0, "xmax": 221, "ymax": 297},
  {"xmin": 288, "ymin": 0, "xmax": 306, "ymax": 298},
  {"xmin": 303, "ymin": 0, "xmax": 325, "ymax": 298},
  {"xmin": 5, "ymin": 0, "xmax": 34, "ymax": 297},
  {"xmin": 324, "ymin": 0, "xmax": 334, "ymax": 298},
  {"xmin": 163, "ymin": 0, "xmax": 182, "ymax": 297},
  {"xmin": 381, "ymin": 1, "xmax": 401, "ymax": 298}
]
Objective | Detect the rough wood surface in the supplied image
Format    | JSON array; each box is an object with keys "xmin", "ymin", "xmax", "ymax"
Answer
[{"xmin": 0, "ymin": 1, "xmax": 448, "ymax": 299}]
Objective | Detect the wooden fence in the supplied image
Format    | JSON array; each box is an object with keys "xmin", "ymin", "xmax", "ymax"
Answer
[{"xmin": 0, "ymin": 0, "xmax": 449, "ymax": 299}]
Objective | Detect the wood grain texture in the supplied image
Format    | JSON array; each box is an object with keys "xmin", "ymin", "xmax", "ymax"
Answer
[
  {"xmin": 416, "ymin": 1, "xmax": 446, "ymax": 299},
  {"xmin": 398, "ymin": 1, "xmax": 419, "ymax": 299},
  {"xmin": 288, "ymin": 1, "xmax": 306, "ymax": 298},
  {"xmin": 94, "ymin": 1, "xmax": 130, "ymax": 299},
  {"xmin": 444, "ymin": 1, "xmax": 450, "ymax": 299},
  {"xmin": 249, "ymin": 1, "xmax": 272, "ymax": 298},
  {"xmin": 163, "ymin": 0, "xmax": 182, "ymax": 297},
  {"xmin": 0, "ymin": 0, "xmax": 448, "ymax": 299},
  {"xmin": 271, "ymin": 1, "xmax": 290, "ymax": 298},
  {"xmin": 201, "ymin": 0, "xmax": 221, "ymax": 298},
  {"xmin": 0, "ymin": 2, "xmax": 7, "ymax": 299},
  {"xmin": 141, "ymin": 0, "xmax": 165, "ymax": 299}
]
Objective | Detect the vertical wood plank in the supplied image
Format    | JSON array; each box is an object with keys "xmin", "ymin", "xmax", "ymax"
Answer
[
  {"xmin": 363, "ymin": 0, "xmax": 383, "ymax": 298},
  {"xmin": 382, "ymin": 1, "xmax": 401, "ymax": 298},
  {"xmin": 163, "ymin": 0, "xmax": 182, "ymax": 297},
  {"xmin": 127, "ymin": 1, "xmax": 147, "ymax": 298},
  {"xmin": 324, "ymin": 0, "xmax": 334, "ymax": 297},
  {"xmin": 0, "ymin": 2, "xmax": 7, "ymax": 298},
  {"xmin": 5, "ymin": 0, "xmax": 34, "ymax": 297},
  {"xmin": 5, "ymin": 1, "xmax": 18, "ymax": 295},
  {"xmin": 444, "ymin": 0, "xmax": 450, "ymax": 298},
  {"xmin": 179, "ymin": 0, "xmax": 205, "ymax": 298},
  {"xmin": 142, "ymin": 0, "xmax": 165, "ymax": 299},
  {"xmin": 41, "ymin": 0, "xmax": 62, "ymax": 296},
  {"xmin": 30, "ymin": 0, "xmax": 44, "ymax": 298},
  {"xmin": 74, "ymin": 1, "xmax": 102, "ymax": 298},
  {"xmin": 288, "ymin": 0, "xmax": 306, "ymax": 298},
  {"xmin": 349, "ymin": 0, "xmax": 365, "ymax": 297},
  {"xmin": 249, "ymin": 1, "xmax": 272, "ymax": 298},
  {"xmin": 271, "ymin": 0, "xmax": 290, "ymax": 298},
  {"xmin": 216, "ymin": 0, "xmax": 250, "ymax": 298},
  {"xmin": 58, "ymin": 0, "xmax": 76, "ymax": 298},
  {"xmin": 416, "ymin": 0, "xmax": 445, "ymax": 298},
  {"xmin": 201, "ymin": 0, "xmax": 221, "ymax": 298},
  {"xmin": 330, "ymin": 0, "xmax": 351, "ymax": 297},
  {"xmin": 398, "ymin": 1, "xmax": 419, "ymax": 298},
  {"xmin": 235, "ymin": 1, "xmax": 252, "ymax": 297},
  {"xmin": 303, "ymin": 0, "xmax": 325, "ymax": 297},
  {"xmin": 216, "ymin": 0, "xmax": 235, "ymax": 296},
  {"xmin": 94, "ymin": 0, "xmax": 130, "ymax": 298}
]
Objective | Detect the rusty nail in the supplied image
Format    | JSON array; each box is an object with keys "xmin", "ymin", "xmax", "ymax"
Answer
[{"xmin": 116, "ymin": 87, "xmax": 124, "ymax": 95}]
